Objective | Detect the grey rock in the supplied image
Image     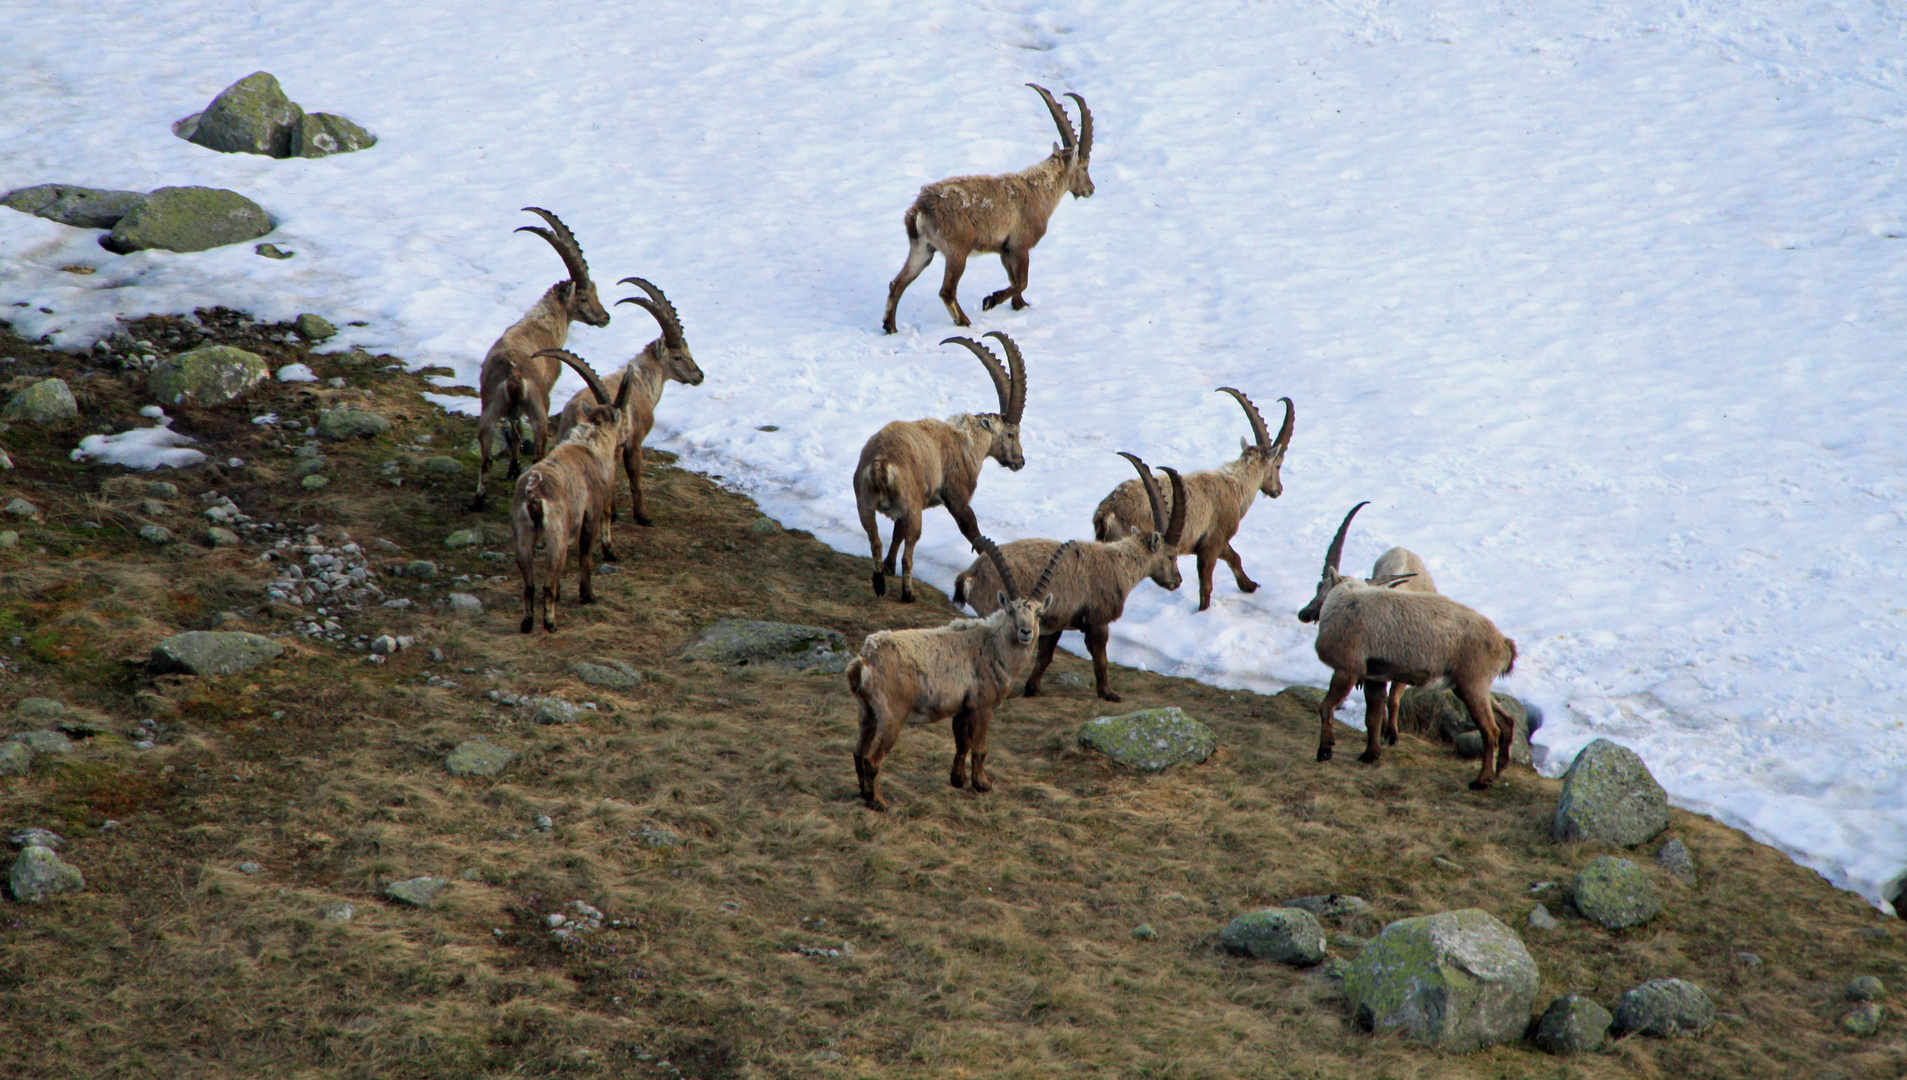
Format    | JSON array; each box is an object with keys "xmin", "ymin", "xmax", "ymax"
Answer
[
  {"xmin": 401, "ymin": 560, "xmax": 438, "ymax": 579},
  {"xmin": 146, "ymin": 481, "xmax": 180, "ymax": 498},
  {"xmin": 12, "ymin": 730, "xmax": 73, "ymax": 754},
  {"xmin": 680, "ymin": 619, "xmax": 848, "ymax": 673},
  {"xmin": 290, "ymin": 112, "xmax": 376, "ymax": 158},
  {"xmin": 1528, "ymin": 903, "xmax": 1559, "ymax": 931},
  {"xmin": 422, "ymin": 456, "xmax": 464, "ymax": 475},
  {"xmin": 370, "ymin": 635, "xmax": 400, "ymax": 655},
  {"xmin": 1572, "ymin": 856, "xmax": 1660, "ymax": 930},
  {"xmin": 3, "ymin": 378, "xmax": 79, "ymax": 425},
  {"xmin": 255, "ymin": 242, "xmax": 294, "ymax": 260},
  {"xmin": 316, "ymin": 409, "xmax": 390, "ymax": 440},
  {"xmin": 105, "ymin": 186, "xmax": 273, "ymax": 254},
  {"xmin": 318, "ymin": 901, "xmax": 354, "ymax": 921},
  {"xmin": 1553, "ymin": 738, "xmax": 1670, "ymax": 846},
  {"xmin": 1657, "ymin": 837, "xmax": 1696, "ymax": 884},
  {"xmin": 383, "ymin": 876, "xmax": 447, "ymax": 906},
  {"xmin": 1283, "ymin": 894, "xmax": 1371, "ymax": 921},
  {"xmin": 1275, "ymin": 684, "xmax": 1326, "ymax": 712},
  {"xmin": 748, "ymin": 515, "xmax": 781, "ymax": 534},
  {"xmin": 531, "ymin": 698, "xmax": 579, "ymax": 725},
  {"xmin": 1533, "ymin": 994, "xmax": 1612, "ymax": 1055},
  {"xmin": 300, "ymin": 474, "xmax": 329, "ymax": 490},
  {"xmin": 14, "ymin": 698, "xmax": 65, "ymax": 720},
  {"xmin": 571, "ymin": 659, "xmax": 642, "ymax": 691},
  {"xmin": 138, "ymin": 525, "xmax": 175, "ymax": 545},
  {"xmin": 292, "ymin": 313, "xmax": 336, "ymax": 340},
  {"xmin": 1220, "ymin": 907, "xmax": 1326, "ymax": 966},
  {"xmin": 203, "ymin": 526, "xmax": 240, "ymax": 547},
  {"xmin": 9, "ymin": 828, "xmax": 64, "ymax": 850},
  {"xmin": 0, "ymin": 531, "xmax": 17, "ymax": 549},
  {"xmin": 1331, "ymin": 933, "xmax": 1368, "ymax": 950},
  {"xmin": 1344, "ymin": 909, "xmax": 1540, "ymax": 1052},
  {"xmin": 0, "ymin": 742, "xmax": 30, "ymax": 777},
  {"xmin": 147, "ymin": 344, "xmax": 270, "ymax": 407},
  {"xmin": 445, "ymin": 739, "xmax": 515, "ymax": 777},
  {"xmin": 1076, "ymin": 707, "xmax": 1217, "ymax": 772},
  {"xmin": 1847, "ymin": 976, "xmax": 1886, "ymax": 1002},
  {"xmin": 183, "ymin": 72, "xmax": 303, "ymax": 157},
  {"xmin": 291, "ymin": 457, "xmax": 327, "ymax": 478},
  {"xmin": 238, "ymin": 861, "xmax": 262, "ymax": 875},
  {"xmin": 1398, "ymin": 687, "xmax": 1531, "ymax": 764},
  {"xmin": 1842, "ymin": 1002, "xmax": 1885, "ymax": 1037},
  {"xmin": 1735, "ymin": 952, "xmax": 1763, "ymax": 968},
  {"xmin": 635, "ymin": 822, "xmax": 681, "ymax": 848},
  {"xmin": 9, "ymin": 845, "xmax": 83, "ymax": 901},
  {"xmin": 149, "ymin": 630, "xmax": 285, "ymax": 676},
  {"xmin": 1612, "ymin": 978, "xmax": 1715, "ymax": 1037},
  {"xmin": 4, "ymin": 499, "xmax": 38, "ymax": 519},
  {"xmin": 445, "ymin": 593, "xmax": 482, "ymax": 616},
  {"xmin": 1, "ymin": 184, "xmax": 145, "ymax": 228},
  {"xmin": 533, "ymin": 814, "xmax": 554, "ymax": 831},
  {"xmin": 442, "ymin": 528, "xmax": 482, "ymax": 549}
]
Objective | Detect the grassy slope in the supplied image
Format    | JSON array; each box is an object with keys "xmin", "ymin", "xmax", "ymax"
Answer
[{"xmin": 0, "ymin": 314, "xmax": 1903, "ymax": 1080}]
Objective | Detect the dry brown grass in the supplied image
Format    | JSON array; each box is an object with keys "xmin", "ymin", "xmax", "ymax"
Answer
[{"xmin": 1, "ymin": 317, "xmax": 1904, "ymax": 1079}]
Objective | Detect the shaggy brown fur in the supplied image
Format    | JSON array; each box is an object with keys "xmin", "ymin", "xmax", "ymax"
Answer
[{"xmin": 1298, "ymin": 544, "xmax": 1438, "ymax": 746}]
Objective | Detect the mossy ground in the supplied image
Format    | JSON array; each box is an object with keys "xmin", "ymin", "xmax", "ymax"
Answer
[{"xmin": 0, "ymin": 314, "xmax": 1904, "ymax": 1078}]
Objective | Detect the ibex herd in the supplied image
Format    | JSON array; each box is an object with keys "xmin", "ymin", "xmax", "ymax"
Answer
[{"xmin": 465, "ymin": 83, "xmax": 1524, "ymax": 813}]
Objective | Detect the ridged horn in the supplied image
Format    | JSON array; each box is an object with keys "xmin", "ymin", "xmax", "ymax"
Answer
[
  {"xmin": 1032, "ymin": 540, "xmax": 1074, "ymax": 600},
  {"xmin": 616, "ymin": 277, "xmax": 685, "ymax": 347},
  {"xmin": 973, "ymin": 536, "xmax": 1018, "ymax": 600},
  {"xmin": 1216, "ymin": 387, "xmax": 1272, "ymax": 450},
  {"xmin": 1065, "ymin": 91, "xmax": 1092, "ymax": 161},
  {"xmin": 516, "ymin": 207, "xmax": 590, "ymax": 284},
  {"xmin": 982, "ymin": 330, "xmax": 1026, "ymax": 424},
  {"xmin": 1160, "ymin": 466, "xmax": 1187, "ymax": 547},
  {"xmin": 1027, "ymin": 83, "xmax": 1076, "ymax": 152},
  {"xmin": 1325, "ymin": 502, "xmax": 1370, "ymax": 575},
  {"xmin": 1117, "ymin": 452, "xmax": 1166, "ymax": 535},
  {"xmin": 941, "ymin": 336, "xmax": 1012, "ymax": 419},
  {"xmin": 1272, "ymin": 396, "xmax": 1294, "ymax": 452},
  {"xmin": 534, "ymin": 349, "xmax": 612, "ymax": 409}
]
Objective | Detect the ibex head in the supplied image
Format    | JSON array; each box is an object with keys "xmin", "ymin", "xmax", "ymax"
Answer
[
  {"xmin": 976, "ymin": 536, "xmax": 1063, "ymax": 644},
  {"xmin": 1296, "ymin": 502, "xmax": 1414, "ymax": 624},
  {"xmin": 518, "ymin": 207, "xmax": 610, "ymax": 328},
  {"xmin": 1217, "ymin": 388, "xmax": 1294, "ymax": 498},
  {"xmin": 942, "ymin": 331, "xmax": 1027, "ymax": 471},
  {"xmin": 1029, "ymin": 84, "xmax": 1094, "ymax": 199},
  {"xmin": 1117, "ymin": 453, "xmax": 1186, "ymax": 592},
  {"xmin": 616, "ymin": 277, "xmax": 702, "ymax": 386},
  {"xmin": 533, "ymin": 348, "xmax": 635, "ymax": 428}
]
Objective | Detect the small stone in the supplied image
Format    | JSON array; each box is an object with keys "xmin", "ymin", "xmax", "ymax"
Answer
[
  {"xmin": 3, "ymin": 378, "xmax": 79, "ymax": 425},
  {"xmin": 13, "ymin": 730, "xmax": 74, "ymax": 754},
  {"xmin": 1572, "ymin": 856, "xmax": 1660, "ymax": 930},
  {"xmin": 255, "ymin": 243, "xmax": 294, "ymax": 260},
  {"xmin": 531, "ymin": 698, "xmax": 579, "ymax": 725},
  {"xmin": 1131, "ymin": 922, "xmax": 1158, "ymax": 940},
  {"xmin": 0, "ymin": 447, "xmax": 10, "ymax": 470},
  {"xmin": 318, "ymin": 901, "xmax": 354, "ymax": 921},
  {"xmin": 0, "ymin": 531, "xmax": 17, "ymax": 549},
  {"xmin": 370, "ymin": 635, "xmax": 400, "ymax": 655},
  {"xmin": 1657, "ymin": 837, "xmax": 1696, "ymax": 884},
  {"xmin": 570, "ymin": 659, "xmax": 642, "ymax": 690},
  {"xmin": 1735, "ymin": 952, "xmax": 1763, "ymax": 968},
  {"xmin": 301, "ymin": 475, "xmax": 329, "ymax": 490},
  {"xmin": 635, "ymin": 822, "xmax": 681, "ymax": 848},
  {"xmin": 14, "ymin": 698, "xmax": 65, "ymax": 720},
  {"xmin": 146, "ymin": 482, "xmax": 180, "ymax": 498},
  {"xmin": 1842, "ymin": 1002, "xmax": 1885, "ymax": 1037},
  {"xmin": 1076, "ymin": 707, "xmax": 1217, "ymax": 772},
  {"xmin": 9, "ymin": 828, "xmax": 65, "ymax": 850},
  {"xmin": 1855, "ymin": 926, "xmax": 1891, "ymax": 941},
  {"xmin": 0, "ymin": 742, "xmax": 30, "ymax": 777},
  {"xmin": 149, "ymin": 630, "xmax": 285, "ymax": 676},
  {"xmin": 1331, "ymin": 933, "xmax": 1368, "ymax": 950},
  {"xmin": 1528, "ymin": 903, "xmax": 1559, "ymax": 931},
  {"xmin": 9, "ymin": 845, "xmax": 84, "ymax": 902},
  {"xmin": 138, "ymin": 524, "xmax": 175, "ymax": 544},
  {"xmin": 422, "ymin": 456, "xmax": 464, "ymax": 475},
  {"xmin": 1612, "ymin": 978, "xmax": 1715, "ymax": 1037},
  {"xmin": 384, "ymin": 876, "xmax": 448, "ymax": 906},
  {"xmin": 6, "ymin": 498, "xmax": 41, "ymax": 519},
  {"xmin": 446, "ymin": 593, "xmax": 482, "ymax": 616},
  {"xmin": 402, "ymin": 560, "xmax": 438, "ymax": 579},
  {"xmin": 1847, "ymin": 976, "xmax": 1886, "ymax": 1002},
  {"xmin": 442, "ymin": 528, "xmax": 482, "ymax": 549},
  {"xmin": 204, "ymin": 526, "xmax": 239, "ymax": 547},
  {"xmin": 238, "ymin": 861, "xmax": 262, "ymax": 875},
  {"xmin": 1219, "ymin": 907, "xmax": 1326, "ymax": 967},
  {"xmin": 1283, "ymin": 894, "xmax": 1371, "ymax": 920},
  {"xmin": 749, "ymin": 516, "xmax": 780, "ymax": 534},
  {"xmin": 292, "ymin": 313, "xmax": 336, "ymax": 341},
  {"xmin": 534, "ymin": 815, "xmax": 554, "ymax": 831},
  {"xmin": 680, "ymin": 619, "xmax": 849, "ymax": 673},
  {"xmin": 316, "ymin": 409, "xmax": 390, "ymax": 440},
  {"xmin": 1534, "ymin": 994, "xmax": 1613, "ymax": 1055},
  {"xmin": 444, "ymin": 739, "xmax": 515, "ymax": 777}
]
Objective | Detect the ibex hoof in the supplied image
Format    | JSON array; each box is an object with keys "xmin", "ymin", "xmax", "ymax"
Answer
[
  {"xmin": 1237, "ymin": 580, "xmax": 1260, "ymax": 593},
  {"xmin": 542, "ymin": 619, "xmax": 556, "ymax": 633},
  {"xmin": 519, "ymin": 618, "xmax": 533, "ymax": 634},
  {"xmin": 1317, "ymin": 747, "xmax": 1333, "ymax": 762},
  {"xmin": 1022, "ymin": 683, "xmax": 1041, "ymax": 698},
  {"xmin": 871, "ymin": 571, "xmax": 886, "ymax": 597},
  {"xmin": 468, "ymin": 496, "xmax": 489, "ymax": 512},
  {"xmin": 1357, "ymin": 751, "xmax": 1380, "ymax": 765},
  {"xmin": 949, "ymin": 771, "xmax": 966, "ymax": 789},
  {"xmin": 602, "ymin": 548, "xmax": 619, "ymax": 563},
  {"xmin": 865, "ymin": 796, "xmax": 889, "ymax": 813},
  {"xmin": 1383, "ymin": 731, "xmax": 1399, "ymax": 747},
  {"xmin": 971, "ymin": 779, "xmax": 991, "ymax": 794},
  {"xmin": 1468, "ymin": 778, "xmax": 1494, "ymax": 791},
  {"xmin": 881, "ymin": 320, "xmax": 897, "ymax": 335},
  {"xmin": 506, "ymin": 465, "xmax": 521, "ymax": 481},
  {"xmin": 1097, "ymin": 690, "xmax": 1122, "ymax": 703},
  {"xmin": 981, "ymin": 295, "xmax": 1004, "ymax": 312}
]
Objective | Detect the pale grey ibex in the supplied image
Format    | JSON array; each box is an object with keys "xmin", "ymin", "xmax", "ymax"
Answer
[
  {"xmin": 1093, "ymin": 388, "xmax": 1294, "ymax": 611},
  {"xmin": 953, "ymin": 453, "xmax": 1185, "ymax": 702},
  {"xmin": 471, "ymin": 208, "xmax": 610, "ymax": 511},
  {"xmin": 1298, "ymin": 537, "xmax": 1438, "ymax": 749},
  {"xmin": 882, "ymin": 84, "xmax": 1094, "ymax": 333},
  {"xmin": 853, "ymin": 331, "xmax": 1026, "ymax": 602},
  {"xmin": 1305, "ymin": 502, "xmax": 1519, "ymax": 790},
  {"xmin": 847, "ymin": 538, "xmax": 1068, "ymax": 812},
  {"xmin": 551, "ymin": 277, "xmax": 702, "ymax": 529}
]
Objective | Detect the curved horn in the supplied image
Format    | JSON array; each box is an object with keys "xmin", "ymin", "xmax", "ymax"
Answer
[
  {"xmin": 533, "ymin": 349, "xmax": 612, "ymax": 408},
  {"xmin": 1032, "ymin": 540, "xmax": 1074, "ymax": 600},
  {"xmin": 1216, "ymin": 386, "xmax": 1272, "ymax": 450},
  {"xmin": 941, "ymin": 336, "xmax": 1011, "ymax": 418},
  {"xmin": 973, "ymin": 535, "xmax": 1018, "ymax": 600},
  {"xmin": 616, "ymin": 276, "xmax": 685, "ymax": 347},
  {"xmin": 1272, "ymin": 396, "xmax": 1295, "ymax": 452},
  {"xmin": 1325, "ymin": 501, "xmax": 1370, "ymax": 575},
  {"xmin": 1160, "ymin": 466, "xmax": 1187, "ymax": 547},
  {"xmin": 1027, "ymin": 83, "xmax": 1076, "ymax": 152},
  {"xmin": 615, "ymin": 295, "xmax": 674, "ymax": 341},
  {"xmin": 1065, "ymin": 91, "xmax": 1092, "ymax": 161},
  {"xmin": 982, "ymin": 330, "xmax": 1026, "ymax": 424},
  {"xmin": 517, "ymin": 207, "xmax": 590, "ymax": 283},
  {"xmin": 1117, "ymin": 452, "xmax": 1166, "ymax": 535}
]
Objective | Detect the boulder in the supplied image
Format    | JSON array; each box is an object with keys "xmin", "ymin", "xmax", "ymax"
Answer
[
  {"xmin": 316, "ymin": 409, "xmax": 390, "ymax": 440},
  {"xmin": 14, "ymin": 698, "xmax": 64, "ymax": 720},
  {"xmin": 1343, "ymin": 909, "xmax": 1540, "ymax": 1052},
  {"xmin": 1076, "ymin": 707, "xmax": 1216, "ymax": 772},
  {"xmin": 10, "ymin": 845, "xmax": 83, "ymax": 901},
  {"xmin": 12, "ymin": 731, "xmax": 73, "ymax": 755},
  {"xmin": 445, "ymin": 593, "xmax": 482, "ymax": 616},
  {"xmin": 1572, "ymin": 856, "xmax": 1660, "ymax": 930},
  {"xmin": 147, "ymin": 344, "xmax": 269, "ymax": 407},
  {"xmin": 149, "ymin": 631, "xmax": 284, "ymax": 676},
  {"xmin": 1847, "ymin": 976, "xmax": 1886, "ymax": 1002},
  {"xmin": 1611, "ymin": 978, "xmax": 1715, "ymax": 1037},
  {"xmin": 1, "ymin": 184, "xmax": 145, "ymax": 229},
  {"xmin": 445, "ymin": 739, "xmax": 515, "ymax": 778},
  {"xmin": 1527, "ymin": 903, "xmax": 1559, "ymax": 931},
  {"xmin": 293, "ymin": 313, "xmax": 336, "ymax": 341},
  {"xmin": 1842, "ymin": 1003, "xmax": 1886, "ymax": 1037},
  {"xmin": 1398, "ymin": 687, "xmax": 1531, "ymax": 764},
  {"xmin": 680, "ymin": 619, "xmax": 848, "ymax": 673},
  {"xmin": 1533, "ymin": 994, "xmax": 1612, "ymax": 1055},
  {"xmin": 182, "ymin": 72, "xmax": 303, "ymax": 157},
  {"xmin": 204, "ymin": 527, "xmax": 240, "ymax": 547},
  {"xmin": 9, "ymin": 828, "xmax": 64, "ymax": 850},
  {"xmin": 0, "ymin": 742, "xmax": 30, "ymax": 777},
  {"xmin": 3, "ymin": 378, "xmax": 79, "ymax": 425},
  {"xmin": 1656, "ymin": 837, "xmax": 1696, "ymax": 884},
  {"xmin": 104, "ymin": 186, "xmax": 274, "ymax": 254},
  {"xmin": 1219, "ymin": 907, "xmax": 1326, "ymax": 966},
  {"xmin": 383, "ymin": 876, "xmax": 447, "ymax": 906},
  {"xmin": 1552, "ymin": 738, "xmax": 1670, "ymax": 846},
  {"xmin": 290, "ymin": 113, "xmax": 376, "ymax": 158},
  {"xmin": 571, "ymin": 659, "xmax": 642, "ymax": 691}
]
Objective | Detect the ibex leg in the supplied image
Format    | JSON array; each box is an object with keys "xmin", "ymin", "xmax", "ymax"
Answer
[
  {"xmin": 1085, "ymin": 622, "xmax": 1120, "ymax": 703},
  {"xmin": 1195, "ymin": 546, "xmax": 1219, "ymax": 611},
  {"xmin": 895, "ymin": 512, "xmax": 922, "ymax": 604},
  {"xmin": 624, "ymin": 444, "xmax": 652, "ymax": 527},
  {"xmin": 1317, "ymin": 669, "xmax": 1359, "ymax": 762},
  {"xmin": 504, "ymin": 415, "xmax": 523, "ymax": 481},
  {"xmin": 859, "ymin": 497, "xmax": 888, "ymax": 597},
  {"xmin": 1358, "ymin": 679, "xmax": 1387, "ymax": 764},
  {"xmin": 937, "ymin": 250, "xmax": 972, "ymax": 328},
  {"xmin": 883, "ymin": 238, "xmax": 936, "ymax": 334},
  {"xmin": 1383, "ymin": 682, "xmax": 1406, "ymax": 745},
  {"xmin": 949, "ymin": 706, "xmax": 972, "ymax": 789},
  {"xmin": 1023, "ymin": 631, "xmax": 1062, "ymax": 697},
  {"xmin": 1458, "ymin": 683, "xmax": 1502, "ymax": 790},
  {"xmin": 982, "ymin": 244, "xmax": 1031, "ymax": 312},
  {"xmin": 1221, "ymin": 542, "xmax": 1260, "ymax": 593},
  {"xmin": 854, "ymin": 698, "xmax": 902, "ymax": 812},
  {"xmin": 967, "ymin": 705, "xmax": 994, "ymax": 792}
]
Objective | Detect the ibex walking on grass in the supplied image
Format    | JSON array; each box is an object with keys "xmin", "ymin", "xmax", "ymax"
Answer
[
  {"xmin": 882, "ymin": 84, "xmax": 1094, "ymax": 333},
  {"xmin": 1297, "ymin": 537, "xmax": 1438, "ymax": 750}
]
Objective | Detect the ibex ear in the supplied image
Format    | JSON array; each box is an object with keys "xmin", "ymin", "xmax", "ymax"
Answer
[
  {"xmin": 996, "ymin": 591, "xmax": 1010, "ymax": 611},
  {"xmin": 1038, "ymin": 593, "xmax": 1055, "ymax": 614},
  {"xmin": 1374, "ymin": 573, "xmax": 1418, "ymax": 589},
  {"xmin": 977, "ymin": 415, "xmax": 997, "ymax": 432},
  {"xmin": 1240, "ymin": 437, "xmax": 1251, "ymax": 454},
  {"xmin": 561, "ymin": 281, "xmax": 576, "ymax": 304}
]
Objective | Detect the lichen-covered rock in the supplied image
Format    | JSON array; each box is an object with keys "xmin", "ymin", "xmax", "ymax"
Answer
[
  {"xmin": 10, "ymin": 845, "xmax": 83, "ymax": 902},
  {"xmin": 531, "ymin": 698, "xmax": 579, "ymax": 725},
  {"xmin": 1572, "ymin": 856, "xmax": 1660, "ymax": 930},
  {"xmin": 1398, "ymin": 687, "xmax": 1531, "ymax": 764},
  {"xmin": 1344, "ymin": 909, "xmax": 1540, "ymax": 1052},
  {"xmin": 3, "ymin": 378, "xmax": 79, "ymax": 425},
  {"xmin": 384, "ymin": 876, "xmax": 447, "ymax": 906},
  {"xmin": 1077, "ymin": 707, "xmax": 1216, "ymax": 772},
  {"xmin": 104, "ymin": 186, "xmax": 274, "ymax": 254},
  {"xmin": 1, "ymin": 184, "xmax": 145, "ymax": 228},
  {"xmin": 1847, "ymin": 976, "xmax": 1886, "ymax": 1002},
  {"xmin": 0, "ymin": 742, "xmax": 31, "ymax": 777},
  {"xmin": 1657, "ymin": 837, "xmax": 1696, "ymax": 884},
  {"xmin": 422, "ymin": 456, "xmax": 464, "ymax": 475},
  {"xmin": 1552, "ymin": 738, "xmax": 1670, "ymax": 846},
  {"xmin": 442, "ymin": 528, "xmax": 482, "ymax": 549},
  {"xmin": 12, "ymin": 730, "xmax": 73, "ymax": 755},
  {"xmin": 147, "ymin": 344, "xmax": 269, "ymax": 407},
  {"xmin": 571, "ymin": 659, "xmax": 642, "ymax": 690},
  {"xmin": 293, "ymin": 313, "xmax": 336, "ymax": 340},
  {"xmin": 290, "ymin": 112, "xmax": 376, "ymax": 158},
  {"xmin": 1533, "ymin": 994, "xmax": 1612, "ymax": 1054},
  {"xmin": 14, "ymin": 698, "xmax": 64, "ymax": 720},
  {"xmin": 9, "ymin": 828, "xmax": 64, "ymax": 850},
  {"xmin": 1275, "ymin": 684, "xmax": 1326, "ymax": 712},
  {"xmin": 204, "ymin": 526, "xmax": 239, "ymax": 547},
  {"xmin": 316, "ymin": 409, "xmax": 390, "ymax": 440},
  {"xmin": 1612, "ymin": 978, "xmax": 1715, "ymax": 1037},
  {"xmin": 1220, "ymin": 907, "xmax": 1326, "ymax": 966},
  {"xmin": 5, "ymin": 499, "xmax": 40, "ymax": 519},
  {"xmin": 445, "ymin": 593, "xmax": 482, "ymax": 616},
  {"xmin": 444, "ymin": 740, "xmax": 515, "ymax": 777},
  {"xmin": 149, "ymin": 631, "xmax": 284, "ymax": 676},
  {"xmin": 138, "ymin": 524, "xmax": 175, "ymax": 545},
  {"xmin": 1842, "ymin": 1002, "xmax": 1886, "ymax": 1037},
  {"xmin": 682, "ymin": 619, "xmax": 848, "ymax": 672},
  {"xmin": 183, "ymin": 72, "xmax": 303, "ymax": 157}
]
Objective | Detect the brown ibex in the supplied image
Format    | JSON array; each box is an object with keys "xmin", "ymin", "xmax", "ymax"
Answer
[
  {"xmin": 1298, "ymin": 536, "xmax": 1438, "ymax": 749},
  {"xmin": 1093, "ymin": 388, "xmax": 1294, "ymax": 611},
  {"xmin": 846, "ymin": 538, "xmax": 1068, "ymax": 812},
  {"xmin": 853, "ymin": 331, "xmax": 1026, "ymax": 603},
  {"xmin": 953, "ymin": 453, "xmax": 1185, "ymax": 702},
  {"xmin": 551, "ymin": 277, "xmax": 702, "ymax": 529},
  {"xmin": 510, "ymin": 349, "xmax": 631, "ymax": 634},
  {"xmin": 882, "ymin": 84, "xmax": 1094, "ymax": 333},
  {"xmin": 470, "ymin": 207, "xmax": 610, "ymax": 511},
  {"xmin": 1306, "ymin": 502, "xmax": 1519, "ymax": 790}
]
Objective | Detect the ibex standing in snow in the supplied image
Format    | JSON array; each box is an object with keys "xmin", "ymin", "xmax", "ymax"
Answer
[
  {"xmin": 470, "ymin": 207, "xmax": 610, "ymax": 511},
  {"xmin": 882, "ymin": 84, "xmax": 1094, "ymax": 333},
  {"xmin": 1093, "ymin": 388, "xmax": 1294, "ymax": 611},
  {"xmin": 1297, "ymin": 536, "xmax": 1438, "ymax": 750},
  {"xmin": 854, "ymin": 331, "xmax": 1027, "ymax": 603},
  {"xmin": 1305, "ymin": 502, "xmax": 1520, "ymax": 790}
]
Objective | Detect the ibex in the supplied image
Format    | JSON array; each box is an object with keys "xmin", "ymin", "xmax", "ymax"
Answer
[
  {"xmin": 1297, "ymin": 537, "xmax": 1438, "ymax": 749},
  {"xmin": 551, "ymin": 277, "xmax": 702, "ymax": 528},
  {"xmin": 853, "ymin": 331, "xmax": 1026, "ymax": 603},
  {"xmin": 1305, "ymin": 502, "xmax": 1519, "ymax": 790},
  {"xmin": 1093, "ymin": 388, "xmax": 1294, "ymax": 611},
  {"xmin": 470, "ymin": 207, "xmax": 610, "ymax": 511},
  {"xmin": 511, "ymin": 349, "xmax": 631, "ymax": 634},
  {"xmin": 846, "ymin": 538, "xmax": 1068, "ymax": 812},
  {"xmin": 882, "ymin": 84, "xmax": 1094, "ymax": 333},
  {"xmin": 952, "ymin": 453, "xmax": 1185, "ymax": 702}
]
